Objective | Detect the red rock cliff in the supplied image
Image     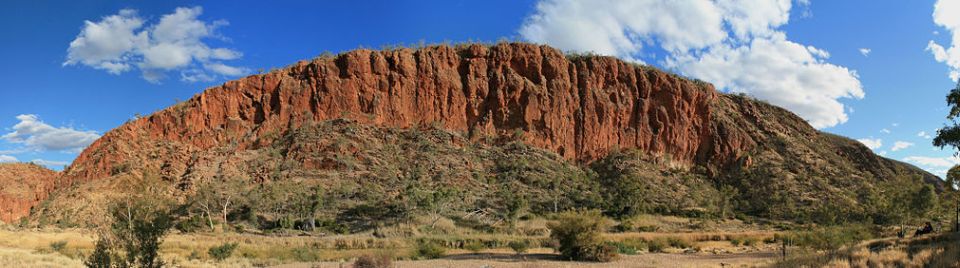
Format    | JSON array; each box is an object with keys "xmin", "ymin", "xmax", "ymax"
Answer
[
  {"xmin": 62, "ymin": 43, "xmax": 747, "ymax": 184},
  {"xmin": 0, "ymin": 163, "xmax": 57, "ymax": 222}
]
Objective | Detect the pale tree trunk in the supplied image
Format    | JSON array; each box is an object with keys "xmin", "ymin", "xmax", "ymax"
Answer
[{"xmin": 221, "ymin": 196, "xmax": 233, "ymax": 226}]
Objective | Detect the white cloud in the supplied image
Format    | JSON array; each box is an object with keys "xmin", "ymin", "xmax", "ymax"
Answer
[
  {"xmin": 903, "ymin": 155, "xmax": 960, "ymax": 168},
  {"xmin": 0, "ymin": 155, "xmax": 17, "ymax": 163},
  {"xmin": 857, "ymin": 138, "xmax": 882, "ymax": 150},
  {"xmin": 918, "ymin": 131, "xmax": 932, "ymax": 139},
  {"xmin": 891, "ymin": 141, "xmax": 914, "ymax": 151},
  {"xmin": 878, "ymin": 151, "xmax": 888, "ymax": 156},
  {"xmin": 64, "ymin": 6, "xmax": 248, "ymax": 83},
  {"xmin": 1, "ymin": 114, "xmax": 100, "ymax": 152},
  {"xmin": 891, "ymin": 123, "xmax": 899, "ymax": 127},
  {"xmin": 928, "ymin": 0, "xmax": 960, "ymax": 81},
  {"xmin": 858, "ymin": 48, "xmax": 871, "ymax": 57},
  {"xmin": 881, "ymin": 128, "xmax": 891, "ymax": 134},
  {"xmin": 30, "ymin": 159, "xmax": 70, "ymax": 168},
  {"xmin": 520, "ymin": 0, "xmax": 863, "ymax": 129}
]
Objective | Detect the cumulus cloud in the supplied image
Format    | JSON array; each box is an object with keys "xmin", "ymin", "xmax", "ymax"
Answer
[
  {"xmin": 0, "ymin": 155, "xmax": 16, "ymax": 163},
  {"xmin": 881, "ymin": 128, "xmax": 891, "ymax": 134},
  {"xmin": 859, "ymin": 48, "xmax": 871, "ymax": 57},
  {"xmin": 857, "ymin": 138, "xmax": 882, "ymax": 150},
  {"xmin": 903, "ymin": 155, "xmax": 960, "ymax": 168},
  {"xmin": 64, "ymin": 7, "xmax": 248, "ymax": 83},
  {"xmin": 904, "ymin": 155, "xmax": 960, "ymax": 178},
  {"xmin": 30, "ymin": 159, "xmax": 70, "ymax": 168},
  {"xmin": 919, "ymin": 131, "xmax": 932, "ymax": 139},
  {"xmin": 928, "ymin": 0, "xmax": 960, "ymax": 81},
  {"xmin": 891, "ymin": 141, "xmax": 914, "ymax": 151},
  {"xmin": 1, "ymin": 114, "xmax": 100, "ymax": 152},
  {"xmin": 520, "ymin": 0, "xmax": 863, "ymax": 129}
]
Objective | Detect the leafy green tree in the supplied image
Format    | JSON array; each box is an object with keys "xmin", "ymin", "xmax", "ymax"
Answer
[
  {"xmin": 590, "ymin": 151, "xmax": 646, "ymax": 218},
  {"xmin": 912, "ymin": 184, "xmax": 938, "ymax": 219},
  {"xmin": 934, "ymin": 81, "xmax": 960, "ymax": 152},
  {"xmin": 405, "ymin": 183, "xmax": 461, "ymax": 228},
  {"xmin": 194, "ymin": 177, "xmax": 250, "ymax": 230},
  {"xmin": 85, "ymin": 198, "xmax": 174, "ymax": 268}
]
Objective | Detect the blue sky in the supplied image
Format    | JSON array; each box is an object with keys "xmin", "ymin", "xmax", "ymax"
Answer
[{"xmin": 1, "ymin": 0, "xmax": 959, "ymax": 178}]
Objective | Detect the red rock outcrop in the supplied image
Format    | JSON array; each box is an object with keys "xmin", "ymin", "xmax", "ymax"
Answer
[
  {"xmin": 62, "ymin": 43, "xmax": 740, "ymax": 184},
  {"xmin": 0, "ymin": 163, "xmax": 58, "ymax": 222}
]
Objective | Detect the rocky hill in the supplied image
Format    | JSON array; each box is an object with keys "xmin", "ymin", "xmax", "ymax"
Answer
[
  {"xmin": 2, "ymin": 42, "xmax": 941, "ymax": 225},
  {"xmin": 0, "ymin": 163, "xmax": 57, "ymax": 222}
]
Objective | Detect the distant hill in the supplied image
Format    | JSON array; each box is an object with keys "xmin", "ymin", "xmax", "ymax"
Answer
[{"xmin": 0, "ymin": 42, "xmax": 940, "ymax": 226}]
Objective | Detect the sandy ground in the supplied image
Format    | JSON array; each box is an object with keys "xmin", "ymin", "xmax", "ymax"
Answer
[{"xmin": 273, "ymin": 251, "xmax": 779, "ymax": 268}]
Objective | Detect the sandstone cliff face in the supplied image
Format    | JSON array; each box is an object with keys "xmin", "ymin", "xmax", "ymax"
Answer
[
  {"xmin": 0, "ymin": 163, "xmax": 57, "ymax": 222},
  {"xmin": 9, "ymin": 43, "xmax": 937, "ymax": 224},
  {"xmin": 63, "ymin": 43, "xmax": 732, "ymax": 184}
]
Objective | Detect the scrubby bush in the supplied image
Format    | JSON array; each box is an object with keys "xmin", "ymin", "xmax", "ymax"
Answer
[
  {"xmin": 464, "ymin": 241, "xmax": 485, "ymax": 254},
  {"xmin": 648, "ymin": 239, "xmax": 668, "ymax": 253},
  {"xmin": 667, "ymin": 237, "xmax": 692, "ymax": 249},
  {"xmin": 508, "ymin": 240, "xmax": 530, "ymax": 255},
  {"xmin": 413, "ymin": 240, "xmax": 445, "ymax": 259},
  {"xmin": 50, "ymin": 240, "xmax": 68, "ymax": 254},
  {"xmin": 290, "ymin": 246, "xmax": 321, "ymax": 262},
  {"xmin": 787, "ymin": 224, "xmax": 875, "ymax": 251},
  {"xmin": 547, "ymin": 209, "xmax": 617, "ymax": 262},
  {"xmin": 353, "ymin": 253, "xmax": 392, "ymax": 268},
  {"xmin": 208, "ymin": 242, "xmax": 239, "ymax": 261},
  {"xmin": 608, "ymin": 240, "xmax": 645, "ymax": 255}
]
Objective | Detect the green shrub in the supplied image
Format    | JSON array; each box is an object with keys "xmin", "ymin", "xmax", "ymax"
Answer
[
  {"xmin": 290, "ymin": 246, "xmax": 320, "ymax": 262},
  {"xmin": 648, "ymin": 239, "xmax": 667, "ymax": 253},
  {"xmin": 464, "ymin": 241, "xmax": 485, "ymax": 254},
  {"xmin": 742, "ymin": 237, "xmax": 759, "ymax": 247},
  {"xmin": 508, "ymin": 241, "xmax": 530, "ymax": 254},
  {"xmin": 413, "ymin": 240, "xmax": 445, "ymax": 259},
  {"xmin": 175, "ymin": 215, "xmax": 207, "ymax": 233},
  {"xmin": 667, "ymin": 237, "xmax": 692, "ymax": 249},
  {"xmin": 730, "ymin": 237, "xmax": 743, "ymax": 246},
  {"xmin": 607, "ymin": 240, "xmax": 642, "ymax": 255},
  {"xmin": 547, "ymin": 210, "xmax": 617, "ymax": 262},
  {"xmin": 208, "ymin": 242, "xmax": 238, "ymax": 261}
]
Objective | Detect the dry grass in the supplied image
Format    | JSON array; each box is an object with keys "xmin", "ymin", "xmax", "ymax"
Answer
[
  {"xmin": 775, "ymin": 232, "xmax": 960, "ymax": 268},
  {"xmin": 0, "ymin": 247, "xmax": 82, "ymax": 268}
]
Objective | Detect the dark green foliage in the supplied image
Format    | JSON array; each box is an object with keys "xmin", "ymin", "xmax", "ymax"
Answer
[
  {"xmin": 174, "ymin": 215, "xmax": 206, "ymax": 233},
  {"xmin": 85, "ymin": 198, "xmax": 174, "ymax": 268},
  {"xmin": 666, "ymin": 237, "xmax": 692, "ymax": 249},
  {"xmin": 507, "ymin": 240, "xmax": 530, "ymax": 254},
  {"xmin": 647, "ymin": 239, "xmax": 667, "ymax": 253},
  {"xmin": 608, "ymin": 239, "xmax": 645, "ymax": 255},
  {"xmin": 934, "ymin": 81, "xmax": 960, "ymax": 152},
  {"xmin": 208, "ymin": 242, "xmax": 238, "ymax": 261},
  {"xmin": 547, "ymin": 210, "xmax": 617, "ymax": 262},
  {"xmin": 412, "ymin": 239, "xmax": 445, "ymax": 259},
  {"xmin": 84, "ymin": 240, "xmax": 112, "ymax": 268},
  {"xmin": 590, "ymin": 151, "xmax": 647, "ymax": 218}
]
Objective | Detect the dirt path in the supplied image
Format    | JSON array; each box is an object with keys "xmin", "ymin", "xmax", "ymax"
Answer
[{"xmin": 274, "ymin": 251, "xmax": 779, "ymax": 268}]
